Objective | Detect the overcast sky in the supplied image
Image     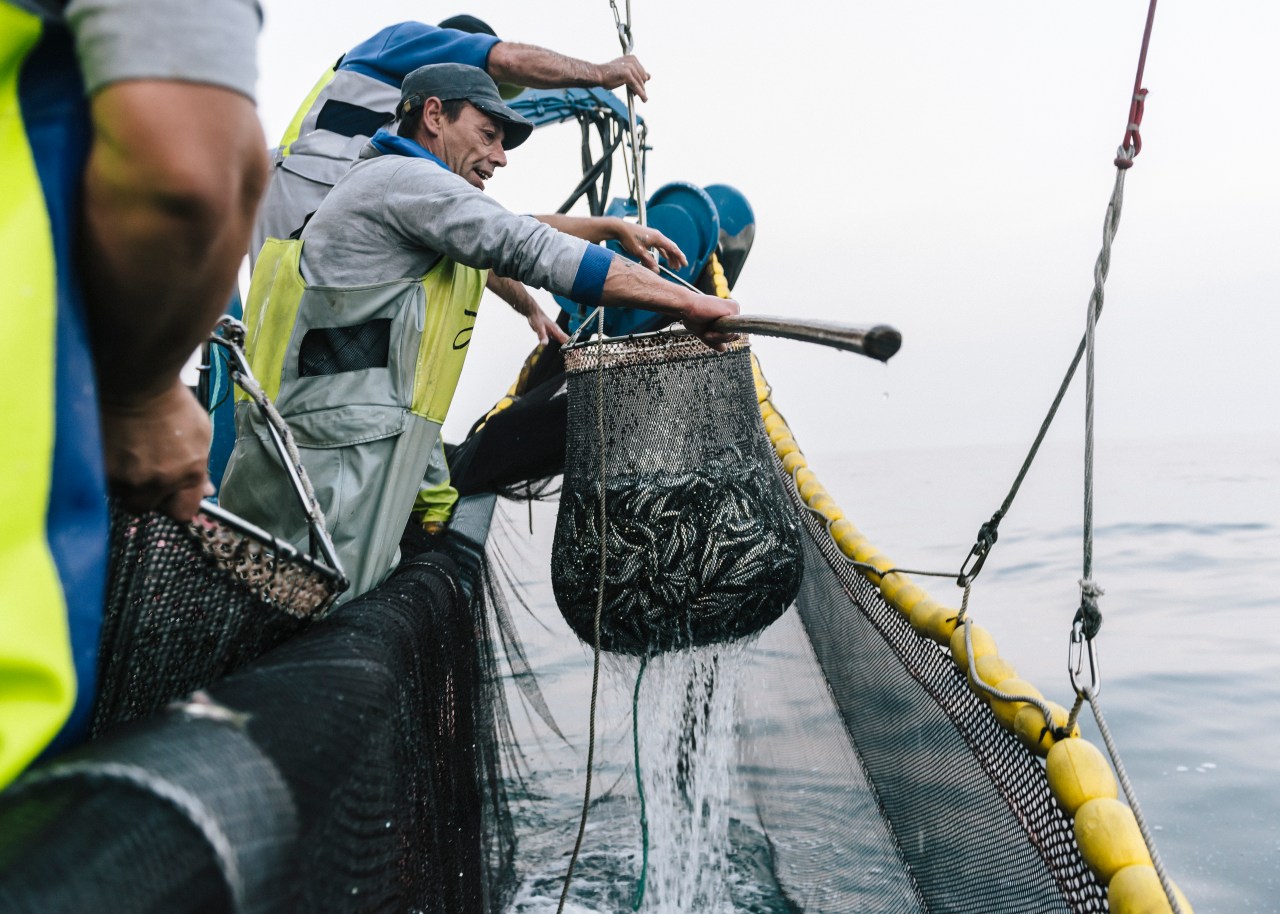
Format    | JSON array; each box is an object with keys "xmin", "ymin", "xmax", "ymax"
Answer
[{"xmin": 255, "ymin": 1, "xmax": 1279, "ymax": 455}]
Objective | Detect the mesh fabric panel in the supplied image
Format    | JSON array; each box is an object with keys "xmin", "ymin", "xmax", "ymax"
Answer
[
  {"xmin": 552, "ymin": 335, "xmax": 802, "ymax": 653},
  {"xmin": 741, "ymin": 463, "xmax": 1108, "ymax": 913},
  {"xmin": 298, "ymin": 317, "xmax": 393, "ymax": 376}
]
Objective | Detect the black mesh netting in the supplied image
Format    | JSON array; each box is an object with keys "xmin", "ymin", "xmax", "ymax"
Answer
[
  {"xmin": 551, "ymin": 335, "xmax": 803, "ymax": 654},
  {"xmin": 737, "ymin": 454, "xmax": 1109, "ymax": 913},
  {"xmin": 0, "ymin": 558, "xmax": 516, "ymax": 914},
  {"xmin": 92, "ymin": 502, "xmax": 340, "ymax": 735},
  {"xmin": 0, "ymin": 712, "xmax": 294, "ymax": 914}
]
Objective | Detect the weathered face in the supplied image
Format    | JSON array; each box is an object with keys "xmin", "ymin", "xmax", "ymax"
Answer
[{"xmin": 437, "ymin": 102, "xmax": 507, "ymax": 190}]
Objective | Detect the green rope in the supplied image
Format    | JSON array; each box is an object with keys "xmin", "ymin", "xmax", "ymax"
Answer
[{"xmin": 631, "ymin": 655, "xmax": 650, "ymax": 910}]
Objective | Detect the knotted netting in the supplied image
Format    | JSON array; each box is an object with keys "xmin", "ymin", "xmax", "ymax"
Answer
[
  {"xmin": 91, "ymin": 501, "xmax": 343, "ymax": 735},
  {"xmin": 735, "ymin": 460, "xmax": 1109, "ymax": 912},
  {"xmin": 551, "ymin": 333, "xmax": 803, "ymax": 654},
  {"xmin": 0, "ymin": 557, "xmax": 517, "ymax": 914}
]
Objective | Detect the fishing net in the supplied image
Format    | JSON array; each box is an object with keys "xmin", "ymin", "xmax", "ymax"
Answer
[
  {"xmin": 91, "ymin": 500, "xmax": 342, "ymax": 736},
  {"xmin": 551, "ymin": 334, "xmax": 803, "ymax": 654},
  {"xmin": 735, "ymin": 452, "xmax": 1108, "ymax": 913},
  {"xmin": 1, "ymin": 330, "xmax": 1112, "ymax": 913},
  {"xmin": 0, "ymin": 557, "xmax": 517, "ymax": 914}
]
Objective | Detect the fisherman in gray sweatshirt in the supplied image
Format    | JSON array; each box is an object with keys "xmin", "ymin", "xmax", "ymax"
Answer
[{"xmin": 220, "ymin": 62, "xmax": 738, "ymax": 600}]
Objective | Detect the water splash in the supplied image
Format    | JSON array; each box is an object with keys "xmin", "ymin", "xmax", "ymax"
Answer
[{"xmin": 634, "ymin": 644, "xmax": 745, "ymax": 914}]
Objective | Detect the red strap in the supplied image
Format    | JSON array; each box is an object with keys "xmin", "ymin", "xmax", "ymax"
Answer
[{"xmin": 1115, "ymin": 0, "xmax": 1158, "ymax": 169}]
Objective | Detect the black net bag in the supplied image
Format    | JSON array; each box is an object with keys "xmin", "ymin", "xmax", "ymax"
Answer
[
  {"xmin": 552, "ymin": 333, "xmax": 803, "ymax": 654},
  {"xmin": 92, "ymin": 502, "xmax": 345, "ymax": 734}
]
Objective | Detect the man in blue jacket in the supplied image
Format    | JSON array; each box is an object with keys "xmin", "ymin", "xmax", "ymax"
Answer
[{"xmin": 254, "ymin": 15, "xmax": 651, "ymax": 261}]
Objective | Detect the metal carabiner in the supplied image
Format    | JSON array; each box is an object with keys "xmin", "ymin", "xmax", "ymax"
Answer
[
  {"xmin": 957, "ymin": 516, "xmax": 1000, "ymax": 587},
  {"xmin": 1068, "ymin": 617, "xmax": 1102, "ymax": 699},
  {"xmin": 608, "ymin": 0, "xmax": 634, "ymax": 54}
]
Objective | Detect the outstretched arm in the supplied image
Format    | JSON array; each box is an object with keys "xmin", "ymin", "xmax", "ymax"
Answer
[
  {"xmin": 487, "ymin": 273, "xmax": 568, "ymax": 345},
  {"xmin": 598, "ymin": 257, "xmax": 739, "ymax": 351},
  {"xmin": 82, "ymin": 80, "xmax": 267, "ymax": 519},
  {"xmin": 388, "ymin": 171, "xmax": 729, "ymax": 348},
  {"xmin": 488, "ymin": 44, "xmax": 650, "ymax": 101},
  {"xmin": 535, "ymin": 214, "xmax": 686, "ymax": 273}
]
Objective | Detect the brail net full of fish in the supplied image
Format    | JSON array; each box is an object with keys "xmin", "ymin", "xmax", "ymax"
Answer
[{"xmin": 552, "ymin": 334, "xmax": 802, "ymax": 654}]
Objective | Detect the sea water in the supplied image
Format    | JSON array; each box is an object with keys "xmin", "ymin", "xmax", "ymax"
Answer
[{"xmin": 497, "ymin": 432, "xmax": 1280, "ymax": 914}]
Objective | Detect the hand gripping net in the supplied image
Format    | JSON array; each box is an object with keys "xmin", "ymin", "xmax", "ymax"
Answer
[
  {"xmin": 551, "ymin": 333, "xmax": 803, "ymax": 654},
  {"xmin": 91, "ymin": 327, "xmax": 347, "ymax": 735}
]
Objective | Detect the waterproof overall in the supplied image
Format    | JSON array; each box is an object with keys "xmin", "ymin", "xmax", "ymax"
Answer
[{"xmin": 220, "ymin": 238, "xmax": 486, "ymax": 601}]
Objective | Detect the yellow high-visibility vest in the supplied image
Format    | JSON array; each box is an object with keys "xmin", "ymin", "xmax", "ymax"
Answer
[{"xmin": 223, "ymin": 238, "xmax": 486, "ymax": 599}]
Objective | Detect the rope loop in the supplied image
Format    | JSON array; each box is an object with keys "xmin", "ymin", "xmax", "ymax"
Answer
[
  {"xmin": 1114, "ymin": 0, "xmax": 1157, "ymax": 166},
  {"xmin": 957, "ymin": 513, "xmax": 1001, "ymax": 586},
  {"xmin": 1114, "ymin": 88, "xmax": 1148, "ymax": 168}
]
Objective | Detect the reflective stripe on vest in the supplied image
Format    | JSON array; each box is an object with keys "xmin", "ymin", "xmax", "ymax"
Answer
[
  {"xmin": 241, "ymin": 237, "xmax": 486, "ymax": 425},
  {"xmin": 278, "ymin": 68, "xmax": 397, "ymax": 164},
  {"xmin": 0, "ymin": 3, "xmax": 76, "ymax": 789},
  {"xmin": 277, "ymin": 65, "xmax": 338, "ymax": 157}
]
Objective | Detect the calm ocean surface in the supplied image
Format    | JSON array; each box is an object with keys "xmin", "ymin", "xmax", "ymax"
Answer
[{"xmin": 492, "ymin": 432, "xmax": 1280, "ymax": 914}]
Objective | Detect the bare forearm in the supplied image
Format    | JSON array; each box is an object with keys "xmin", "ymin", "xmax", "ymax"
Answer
[
  {"xmin": 538, "ymin": 214, "xmax": 685, "ymax": 275},
  {"xmin": 487, "ymin": 43, "xmax": 601, "ymax": 90},
  {"xmin": 535, "ymin": 213, "xmax": 620, "ymax": 244},
  {"xmin": 488, "ymin": 45, "xmax": 650, "ymax": 100},
  {"xmin": 488, "ymin": 273, "xmax": 567, "ymax": 345},
  {"xmin": 487, "ymin": 272, "xmax": 539, "ymax": 316},
  {"xmin": 600, "ymin": 257, "xmax": 690, "ymax": 314},
  {"xmin": 599, "ymin": 258, "xmax": 739, "ymax": 350},
  {"xmin": 82, "ymin": 81, "xmax": 267, "ymax": 406}
]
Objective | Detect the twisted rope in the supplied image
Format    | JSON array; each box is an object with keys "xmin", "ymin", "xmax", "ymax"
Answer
[
  {"xmin": 608, "ymin": 0, "xmax": 647, "ymax": 223},
  {"xmin": 1085, "ymin": 689, "xmax": 1185, "ymax": 914}
]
